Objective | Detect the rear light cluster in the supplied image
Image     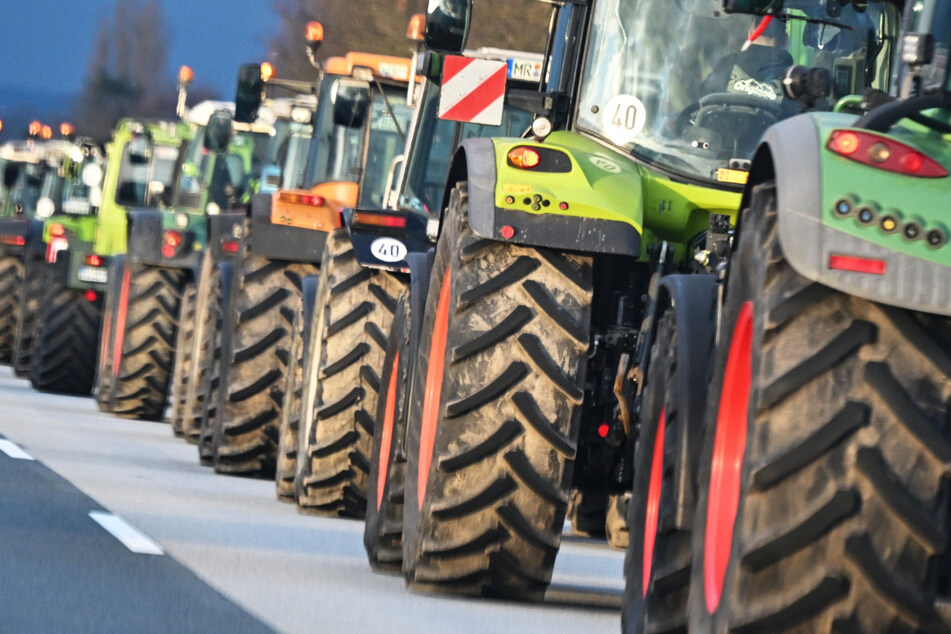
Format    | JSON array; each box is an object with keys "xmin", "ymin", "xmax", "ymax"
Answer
[
  {"xmin": 220, "ymin": 240, "xmax": 240, "ymax": 254},
  {"xmin": 351, "ymin": 211, "xmax": 407, "ymax": 228},
  {"xmin": 162, "ymin": 230, "xmax": 183, "ymax": 258},
  {"xmin": 0, "ymin": 235, "xmax": 26, "ymax": 246},
  {"xmin": 49, "ymin": 223, "xmax": 66, "ymax": 238},
  {"xmin": 827, "ymin": 130, "xmax": 948, "ymax": 178},
  {"xmin": 833, "ymin": 196, "xmax": 946, "ymax": 249},
  {"xmin": 279, "ymin": 191, "xmax": 326, "ymax": 207},
  {"xmin": 84, "ymin": 254, "xmax": 104, "ymax": 267}
]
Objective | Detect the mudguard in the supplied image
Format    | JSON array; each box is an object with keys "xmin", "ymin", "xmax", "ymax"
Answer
[
  {"xmin": 449, "ymin": 137, "xmax": 642, "ymax": 256},
  {"xmin": 248, "ymin": 193, "xmax": 327, "ymax": 263},
  {"xmin": 126, "ymin": 209, "xmax": 201, "ymax": 271},
  {"xmin": 651, "ymin": 273, "xmax": 718, "ymax": 530},
  {"xmin": 755, "ymin": 114, "xmax": 951, "ymax": 316},
  {"xmin": 398, "ymin": 249, "xmax": 434, "ymax": 457},
  {"xmin": 207, "ymin": 211, "xmax": 245, "ymax": 261},
  {"xmin": 342, "ymin": 208, "xmax": 432, "ymax": 272}
]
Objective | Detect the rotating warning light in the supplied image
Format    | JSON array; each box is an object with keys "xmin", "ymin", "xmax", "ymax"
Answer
[
  {"xmin": 41, "ymin": 125, "xmax": 53, "ymax": 140},
  {"xmin": 406, "ymin": 14, "xmax": 426, "ymax": 42},
  {"xmin": 178, "ymin": 65, "xmax": 195, "ymax": 86},
  {"xmin": 306, "ymin": 21, "xmax": 324, "ymax": 43},
  {"xmin": 260, "ymin": 62, "xmax": 276, "ymax": 82},
  {"xmin": 507, "ymin": 146, "xmax": 541, "ymax": 169},
  {"xmin": 28, "ymin": 120, "xmax": 42, "ymax": 137},
  {"xmin": 60, "ymin": 122, "xmax": 74, "ymax": 137}
]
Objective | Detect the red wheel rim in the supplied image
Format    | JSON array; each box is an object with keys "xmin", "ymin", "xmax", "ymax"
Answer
[
  {"xmin": 111, "ymin": 264, "xmax": 132, "ymax": 377},
  {"xmin": 642, "ymin": 406, "xmax": 666, "ymax": 596},
  {"xmin": 97, "ymin": 299, "xmax": 112, "ymax": 379},
  {"xmin": 376, "ymin": 351, "xmax": 400, "ymax": 510},
  {"xmin": 417, "ymin": 268, "xmax": 451, "ymax": 509},
  {"xmin": 704, "ymin": 301, "xmax": 753, "ymax": 614}
]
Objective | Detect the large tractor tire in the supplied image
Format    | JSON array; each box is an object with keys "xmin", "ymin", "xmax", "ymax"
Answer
[
  {"xmin": 197, "ymin": 261, "xmax": 227, "ymax": 464},
  {"xmin": 0, "ymin": 255, "xmax": 24, "ymax": 363},
  {"xmin": 274, "ymin": 277, "xmax": 315, "ymax": 501},
  {"xmin": 213, "ymin": 254, "xmax": 316, "ymax": 476},
  {"xmin": 168, "ymin": 282, "xmax": 197, "ymax": 436},
  {"xmin": 13, "ymin": 252, "xmax": 46, "ymax": 377},
  {"xmin": 29, "ymin": 266, "xmax": 102, "ymax": 394},
  {"xmin": 364, "ymin": 288, "xmax": 412, "ymax": 571},
  {"xmin": 295, "ymin": 229, "xmax": 405, "ymax": 516},
  {"xmin": 107, "ymin": 262, "xmax": 185, "ymax": 420},
  {"xmin": 402, "ymin": 183, "xmax": 593, "ymax": 600},
  {"xmin": 623, "ymin": 299, "xmax": 713, "ymax": 633},
  {"xmin": 688, "ymin": 182, "xmax": 951, "ymax": 633}
]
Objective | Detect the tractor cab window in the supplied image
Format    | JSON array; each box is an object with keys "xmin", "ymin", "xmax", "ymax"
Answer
[
  {"xmin": 398, "ymin": 80, "xmax": 533, "ymax": 214},
  {"xmin": 173, "ymin": 128, "xmax": 211, "ymax": 211},
  {"xmin": 116, "ymin": 139, "xmax": 179, "ymax": 208},
  {"xmin": 576, "ymin": 0, "xmax": 900, "ymax": 186},
  {"xmin": 304, "ymin": 76, "xmax": 367, "ymax": 189},
  {"xmin": 61, "ymin": 156, "xmax": 104, "ymax": 216},
  {"xmin": 8, "ymin": 162, "xmax": 47, "ymax": 217},
  {"xmin": 900, "ymin": 0, "xmax": 951, "ymax": 93},
  {"xmin": 357, "ymin": 85, "xmax": 414, "ymax": 208}
]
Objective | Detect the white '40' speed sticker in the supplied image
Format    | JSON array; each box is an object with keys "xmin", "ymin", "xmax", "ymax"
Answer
[{"xmin": 371, "ymin": 237, "xmax": 407, "ymax": 263}]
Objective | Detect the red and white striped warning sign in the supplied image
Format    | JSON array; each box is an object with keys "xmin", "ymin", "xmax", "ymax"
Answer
[{"xmin": 438, "ymin": 55, "xmax": 507, "ymax": 126}]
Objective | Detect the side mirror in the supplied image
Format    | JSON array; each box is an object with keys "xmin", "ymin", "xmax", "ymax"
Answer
[
  {"xmin": 204, "ymin": 110, "xmax": 234, "ymax": 154},
  {"xmin": 722, "ymin": 0, "xmax": 784, "ymax": 14},
  {"xmin": 424, "ymin": 0, "xmax": 471, "ymax": 53},
  {"xmin": 235, "ymin": 64, "xmax": 264, "ymax": 124},
  {"xmin": 331, "ymin": 79, "xmax": 371, "ymax": 128}
]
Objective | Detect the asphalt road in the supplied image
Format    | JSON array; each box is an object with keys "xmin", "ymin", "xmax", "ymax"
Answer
[{"xmin": 0, "ymin": 367, "xmax": 624, "ymax": 633}]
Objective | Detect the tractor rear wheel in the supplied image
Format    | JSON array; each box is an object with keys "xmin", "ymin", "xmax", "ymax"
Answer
[
  {"xmin": 197, "ymin": 262, "xmax": 226, "ymax": 464},
  {"xmin": 168, "ymin": 282, "xmax": 197, "ymax": 436},
  {"xmin": 402, "ymin": 183, "xmax": 593, "ymax": 600},
  {"xmin": 274, "ymin": 280, "xmax": 311, "ymax": 501},
  {"xmin": 295, "ymin": 229, "xmax": 405, "ymax": 516},
  {"xmin": 108, "ymin": 262, "xmax": 185, "ymax": 420},
  {"xmin": 29, "ymin": 268, "xmax": 102, "ymax": 395},
  {"xmin": 0, "ymin": 255, "xmax": 24, "ymax": 363},
  {"xmin": 13, "ymin": 252, "xmax": 46, "ymax": 377},
  {"xmin": 364, "ymin": 288, "xmax": 411, "ymax": 571},
  {"xmin": 213, "ymin": 254, "xmax": 316, "ymax": 476},
  {"xmin": 688, "ymin": 182, "xmax": 951, "ymax": 633}
]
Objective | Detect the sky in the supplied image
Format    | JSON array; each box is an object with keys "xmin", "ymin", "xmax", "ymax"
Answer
[{"xmin": 0, "ymin": 0, "xmax": 281, "ymax": 128}]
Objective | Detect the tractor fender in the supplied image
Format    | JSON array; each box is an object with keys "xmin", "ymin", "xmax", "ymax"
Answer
[
  {"xmin": 126, "ymin": 209, "xmax": 164, "ymax": 265},
  {"xmin": 446, "ymin": 138, "xmax": 641, "ymax": 256},
  {"xmin": 398, "ymin": 248, "xmax": 434, "ymax": 456},
  {"xmin": 752, "ymin": 115, "xmax": 951, "ymax": 316},
  {"xmin": 651, "ymin": 273, "xmax": 718, "ymax": 530},
  {"xmin": 248, "ymin": 192, "xmax": 327, "ymax": 263}
]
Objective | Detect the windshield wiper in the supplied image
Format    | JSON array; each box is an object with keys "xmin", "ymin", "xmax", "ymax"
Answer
[{"xmin": 778, "ymin": 12, "xmax": 853, "ymax": 31}]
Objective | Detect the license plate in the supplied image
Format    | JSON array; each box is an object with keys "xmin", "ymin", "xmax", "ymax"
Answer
[{"xmin": 78, "ymin": 267, "xmax": 108, "ymax": 284}]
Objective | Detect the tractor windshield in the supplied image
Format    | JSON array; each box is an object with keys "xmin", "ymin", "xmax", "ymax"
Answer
[
  {"xmin": 61, "ymin": 155, "xmax": 104, "ymax": 216},
  {"xmin": 7, "ymin": 162, "xmax": 48, "ymax": 217},
  {"xmin": 116, "ymin": 140, "xmax": 180, "ymax": 208},
  {"xmin": 357, "ymin": 85, "xmax": 414, "ymax": 208},
  {"xmin": 398, "ymin": 80, "xmax": 533, "ymax": 214},
  {"xmin": 576, "ymin": 0, "xmax": 900, "ymax": 185},
  {"xmin": 899, "ymin": 0, "xmax": 951, "ymax": 93}
]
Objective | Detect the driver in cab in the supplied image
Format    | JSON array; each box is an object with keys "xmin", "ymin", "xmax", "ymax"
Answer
[{"xmin": 701, "ymin": 16, "xmax": 793, "ymax": 102}]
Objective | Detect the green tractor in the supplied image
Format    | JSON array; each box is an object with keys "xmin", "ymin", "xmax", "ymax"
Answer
[
  {"xmin": 30, "ymin": 119, "xmax": 188, "ymax": 395},
  {"xmin": 0, "ymin": 139, "xmax": 58, "ymax": 365},
  {"xmin": 382, "ymin": 0, "xmax": 903, "ymax": 603},
  {"xmin": 625, "ymin": 0, "xmax": 951, "ymax": 631},
  {"xmin": 96, "ymin": 102, "xmax": 271, "ymax": 422},
  {"xmin": 175, "ymin": 94, "xmax": 318, "ymax": 447}
]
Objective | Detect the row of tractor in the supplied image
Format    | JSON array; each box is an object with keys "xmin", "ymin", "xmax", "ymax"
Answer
[{"xmin": 3, "ymin": 0, "xmax": 950, "ymax": 631}]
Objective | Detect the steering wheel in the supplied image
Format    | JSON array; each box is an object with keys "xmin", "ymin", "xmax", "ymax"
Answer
[{"xmin": 676, "ymin": 91, "xmax": 783, "ymax": 134}]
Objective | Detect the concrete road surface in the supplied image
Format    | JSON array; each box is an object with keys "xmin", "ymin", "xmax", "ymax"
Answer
[{"xmin": 0, "ymin": 368, "xmax": 624, "ymax": 633}]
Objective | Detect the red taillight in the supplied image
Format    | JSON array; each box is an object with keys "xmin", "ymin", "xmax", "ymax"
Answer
[
  {"xmin": 279, "ymin": 191, "xmax": 326, "ymax": 206},
  {"xmin": 351, "ymin": 211, "xmax": 407, "ymax": 228},
  {"xmin": 0, "ymin": 235, "xmax": 26, "ymax": 246},
  {"xmin": 507, "ymin": 146, "xmax": 541, "ymax": 169},
  {"xmin": 162, "ymin": 230, "xmax": 183, "ymax": 258},
  {"xmin": 50, "ymin": 223, "xmax": 65, "ymax": 238},
  {"xmin": 827, "ymin": 130, "xmax": 948, "ymax": 178},
  {"xmin": 828, "ymin": 254, "xmax": 887, "ymax": 275},
  {"xmin": 597, "ymin": 423, "xmax": 610, "ymax": 438},
  {"xmin": 85, "ymin": 254, "xmax": 104, "ymax": 267},
  {"xmin": 84, "ymin": 290, "xmax": 98, "ymax": 302},
  {"xmin": 221, "ymin": 240, "xmax": 239, "ymax": 254}
]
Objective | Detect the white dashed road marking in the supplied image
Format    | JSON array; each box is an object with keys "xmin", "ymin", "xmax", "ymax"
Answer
[
  {"xmin": 0, "ymin": 439, "xmax": 34, "ymax": 460},
  {"xmin": 89, "ymin": 511, "xmax": 165, "ymax": 555}
]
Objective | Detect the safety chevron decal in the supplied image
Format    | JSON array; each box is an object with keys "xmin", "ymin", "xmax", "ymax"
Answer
[{"xmin": 438, "ymin": 55, "xmax": 507, "ymax": 126}]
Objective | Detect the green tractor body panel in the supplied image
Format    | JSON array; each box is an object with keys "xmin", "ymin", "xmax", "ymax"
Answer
[
  {"xmin": 92, "ymin": 119, "xmax": 190, "ymax": 257},
  {"xmin": 760, "ymin": 110, "xmax": 951, "ymax": 316},
  {"xmin": 486, "ymin": 131, "xmax": 740, "ymax": 261}
]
